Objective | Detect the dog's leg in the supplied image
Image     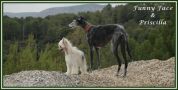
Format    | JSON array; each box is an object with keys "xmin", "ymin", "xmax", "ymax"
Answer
[
  {"xmin": 111, "ymin": 36, "xmax": 121, "ymax": 76},
  {"xmin": 80, "ymin": 65, "xmax": 87, "ymax": 74},
  {"xmin": 95, "ymin": 47, "xmax": 100, "ymax": 69},
  {"xmin": 65, "ymin": 63, "xmax": 71, "ymax": 75},
  {"xmin": 71, "ymin": 64, "xmax": 79, "ymax": 75},
  {"xmin": 70, "ymin": 64, "xmax": 74, "ymax": 74},
  {"xmin": 121, "ymin": 38, "xmax": 128, "ymax": 77},
  {"xmin": 113, "ymin": 47, "xmax": 121, "ymax": 76},
  {"xmin": 89, "ymin": 46, "xmax": 94, "ymax": 71},
  {"xmin": 80, "ymin": 55, "xmax": 88, "ymax": 74}
]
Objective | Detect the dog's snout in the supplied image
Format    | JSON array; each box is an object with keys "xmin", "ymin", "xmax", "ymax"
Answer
[
  {"xmin": 68, "ymin": 24, "xmax": 71, "ymax": 27},
  {"xmin": 68, "ymin": 24, "xmax": 74, "ymax": 29},
  {"xmin": 58, "ymin": 46, "xmax": 64, "ymax": 52}
]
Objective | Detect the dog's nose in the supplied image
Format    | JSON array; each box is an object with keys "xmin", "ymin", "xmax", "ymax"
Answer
[
  {"xmin": 68, "ymin": 24, "xmax": 71, "ymax": 27},
  {"xmin": 58, "ymin": 48, "xmax": 63, "ymax": 51},
  {"xmin": 68, "ymin": 24, "xmax": 74, "ymax": 29}
]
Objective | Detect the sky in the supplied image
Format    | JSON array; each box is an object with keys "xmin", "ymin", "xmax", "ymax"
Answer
[{"xmin": 3, "ymin": 3, "xmax": 126, "ymax": 13}]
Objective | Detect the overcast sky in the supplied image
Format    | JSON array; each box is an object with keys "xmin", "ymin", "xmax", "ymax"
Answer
[{"xmin": 3, "ymin": 3, "xmax": 126, "ymax": 13}]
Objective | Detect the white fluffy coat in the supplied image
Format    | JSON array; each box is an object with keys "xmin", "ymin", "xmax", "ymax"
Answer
[{"xmin": 58, "ymin": 37, "xmax": 87, "ymax": 75}]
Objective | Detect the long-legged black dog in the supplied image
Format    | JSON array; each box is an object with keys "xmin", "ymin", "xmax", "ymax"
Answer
[{"xmin": 69, "ymin": 16, "xmax": 132, "ymax": 76}]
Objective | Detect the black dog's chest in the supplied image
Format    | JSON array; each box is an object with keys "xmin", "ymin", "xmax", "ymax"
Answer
[{"xmin": 87, "ymin": 26, "xmax": 115, "ymax": 47}]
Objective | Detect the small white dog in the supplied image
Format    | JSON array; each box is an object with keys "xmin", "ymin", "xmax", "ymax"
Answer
[{"xmin": 58, "ymin": 37, "xmax": 87, "ymax": 75}]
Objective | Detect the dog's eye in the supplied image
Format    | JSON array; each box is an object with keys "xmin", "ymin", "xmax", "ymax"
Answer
[{"xmin": 59, "ymin": 45, "xmax": 61, "ymax": 48}]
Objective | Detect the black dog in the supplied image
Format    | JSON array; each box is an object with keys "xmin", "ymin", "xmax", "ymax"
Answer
[{"xmin": 69, "ymin": 16, "xmax": 132, "ymax": 76}]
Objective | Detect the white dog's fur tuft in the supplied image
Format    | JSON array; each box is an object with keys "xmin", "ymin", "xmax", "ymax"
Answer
[{"xmin": 58, "ymin": 37, "xmax": 87, "ymax": 75}]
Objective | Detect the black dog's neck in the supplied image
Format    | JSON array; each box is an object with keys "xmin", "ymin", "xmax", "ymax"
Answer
[{"xmin": 81, "ymin": 22, "xmax": 93, "ymax": 32}]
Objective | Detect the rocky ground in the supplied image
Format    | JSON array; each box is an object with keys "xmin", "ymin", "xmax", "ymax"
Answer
[{"xmin": 3, "ymin": 57, "xmax": 175, "ymax": 88}]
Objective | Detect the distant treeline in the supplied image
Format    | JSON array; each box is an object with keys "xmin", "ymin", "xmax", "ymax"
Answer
[{"xmin": 3, "ymin": 3, "xmax": 175, "ymax": 75}]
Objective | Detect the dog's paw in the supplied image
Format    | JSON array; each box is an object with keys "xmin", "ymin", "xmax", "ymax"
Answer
[
  {"xmin": 71, "ymin": 72, "xmax": 79, "ymax": 75},
  {"xmin": 115, "ymin": 72, "xmax": 119, "ymax": 77},
  {"xmin": 65, "ymin": 72, "xmax": 70, "ymax": 75}
]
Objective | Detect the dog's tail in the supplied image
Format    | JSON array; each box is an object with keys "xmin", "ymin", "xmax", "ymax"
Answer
[
  {"xmin": 120, "ymin": 26, "xmax": 133, "ymax": 62},
  {"xmin": 119, "ymin": 26, "xmax": 133, "ymax": 62},
  {"xmin": 125, "ymin": 37, "xmax": 133, "ymax": 62}
]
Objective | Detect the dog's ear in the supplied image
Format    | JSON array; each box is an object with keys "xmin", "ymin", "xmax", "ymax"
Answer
[
  {"xmin": 62, "ymin": 37, "xmax": 66, "ymax": 39},
  {"xmin": 81, "ymin": 16, "xmax": 86, "ymax": 21},
  {"xmin": 76, "ymin": 16, "xmax": 86, "ymax": 24},
  {"xmin": 62, "ymin": 38, "xmax": 65, "ymax": 43},
  {"xmin": 80, "ymin": 16, "xmax": 84, "ymax": 20},
  {"xmin": 62, "ymin": 38, "xmax": 67, "ymax": 46},
  {"xmin": 77, "ymin": 16, "xmax": 86, "ymax": 21}
]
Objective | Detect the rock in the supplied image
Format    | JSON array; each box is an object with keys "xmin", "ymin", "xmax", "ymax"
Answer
[{"xmin": 3, "ymin": 57, "xmax": 175, "ymax": 87}]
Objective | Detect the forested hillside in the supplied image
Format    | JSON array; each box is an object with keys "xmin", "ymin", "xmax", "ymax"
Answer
[{"xmin": 2, "ymin": 3, "xmax": 176, "ymax": 75}]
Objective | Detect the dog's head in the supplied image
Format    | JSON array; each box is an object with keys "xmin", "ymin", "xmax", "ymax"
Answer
[
  {"xmin": 58, "ymin": 38, "xmax": 67, "ymax": 52},
  {"xmin": 68, "ymin": 16, "xmax": 86, "ymax": 29}
]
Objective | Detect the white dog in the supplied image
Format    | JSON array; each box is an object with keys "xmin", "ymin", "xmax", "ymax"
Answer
[{"xmin": 58, "ymin": 37, "xmax": 87, "ymax": 75}]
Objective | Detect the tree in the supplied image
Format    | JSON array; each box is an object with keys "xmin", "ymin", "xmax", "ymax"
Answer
[
  {"xmin": 3, "ymin": 17, "xmax": 21, "ymax": 40},
  {"xmin": 3, "ymin": 42, "xmax": 19, "ymax": 74},
  {"xmin": 38, "ymin": 44, "xmax": 66, "ymax": 71},
  {"xmin": 18, "ymin": 34, "xmax": 37, "ymax": 70},
  {"xmin": 102, "ymin": 4, "xmax": 113, "ymax": 24}
]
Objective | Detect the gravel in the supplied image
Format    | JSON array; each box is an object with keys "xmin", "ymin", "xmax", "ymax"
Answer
[{"xmin": 3, "ymin": 57, "xmax": 175, "ymax": 87}]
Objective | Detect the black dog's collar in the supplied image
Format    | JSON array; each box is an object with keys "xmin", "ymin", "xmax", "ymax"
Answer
[{"xmin": 84, "ymin": 23, "xmax": 94, "ymax": 32}]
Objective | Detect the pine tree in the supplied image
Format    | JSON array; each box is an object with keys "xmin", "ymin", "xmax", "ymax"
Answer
[
  {"xmin": 3, "ymin": 42, "xmax": 19, "ymax": 74},
  {"xmin": 19, "ymin": 34, "xmax": 37, "ymax": 70}
]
